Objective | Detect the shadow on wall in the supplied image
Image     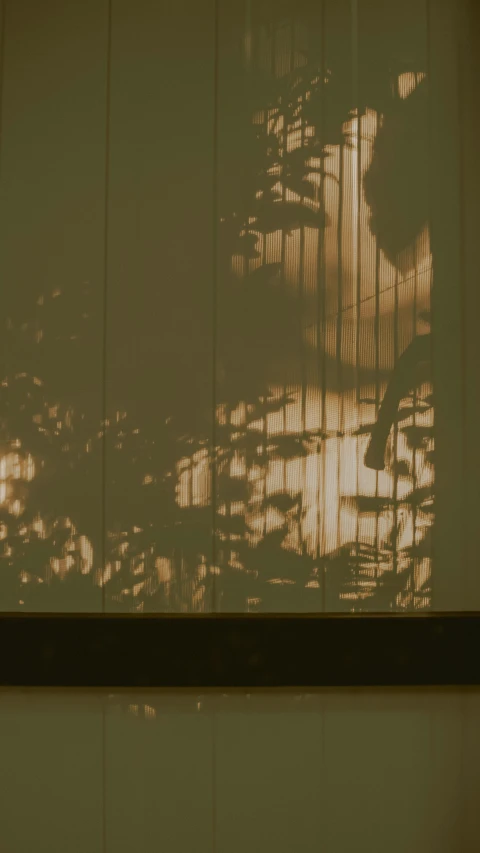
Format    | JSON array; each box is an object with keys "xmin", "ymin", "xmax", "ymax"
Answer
[{"xmin": 0, "ymin": 4, "xmax": 434, "ymax": 614}]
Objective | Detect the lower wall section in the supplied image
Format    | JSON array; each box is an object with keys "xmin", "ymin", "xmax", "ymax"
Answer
[{"xmin": 0, "ymin": 689, "xmax": 478, "ymax": 852}]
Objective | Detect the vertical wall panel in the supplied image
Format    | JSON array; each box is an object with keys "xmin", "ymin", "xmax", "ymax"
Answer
[
  {"xmin": 104, "ymin": 0, "xmax": 215, "ymax": 613},
  {"xmin": 215, "ymin": 0, "xmax": 330, "ymax": 614},
  {"xmin": 105, "ymin": 696, "xmax": 214, "ymax": 852},
  {"xmin": 428, "ymin": 0, "xmax": 465, "ymax": 610},
  {"xmin": 0, "ymin": 0, "xmax": 109, "ymax": 611},
  {"xmin": 458, "ymin": 0, "xmax": 480, "ymax": 610},
  {"xmin": 461, "ymin": 691, "xmax": 480, "ymax": 847},
  {"xmin": 215, "ymin": 701, "xmax": 324, "ymax": 852},
  {"xmin": 322, "ymin": 694, "xmax": 450, "ymax": 851},
  {"xmin": 0, "ymin": 693, "xmax": 103, "ymax": 853}
]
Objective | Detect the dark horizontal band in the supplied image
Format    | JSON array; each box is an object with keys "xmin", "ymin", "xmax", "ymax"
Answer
[{"xmin": 1, "ymin": 612, "xmax": 479, "ymax": 688}]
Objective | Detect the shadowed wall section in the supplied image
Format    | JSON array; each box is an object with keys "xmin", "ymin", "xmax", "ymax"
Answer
[
  {"xmin": 0, "ymin": 0, "xmax": 109, "ymax": 611},
  {"xmin": 103, "ymin": 0, "xmax": 216, "ymax": 613},
  {"xmin": 0, "ymin": 689, "xmax": 479, "ymax": 852},
  {"xmin": 0, "ymin": 0, "xmax": 477, "ymax": 613}
]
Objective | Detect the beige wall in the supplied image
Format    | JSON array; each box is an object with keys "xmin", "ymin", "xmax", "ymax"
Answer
[
  {"xmin": 0, "ymin": 0, "xmax": 477, "ymax": 613},
  {"xmin": 0, "ymin": 689, "xmax": 479, "ymax": 852}
]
